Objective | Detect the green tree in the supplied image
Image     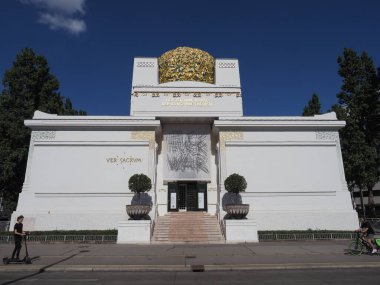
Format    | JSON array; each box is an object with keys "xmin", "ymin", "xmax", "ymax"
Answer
[
  {"xmin": 0, "ymin": 48, "xmax": 86, "ymax": 213},
  {"xmin": 302, "ymin": 93, "xmax": 321, "ymax": 116},
  {"xmin": 333, "ymin": 48, "xmax": 380, "ymax": 217}
]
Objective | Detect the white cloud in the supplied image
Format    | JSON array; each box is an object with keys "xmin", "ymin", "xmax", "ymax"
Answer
[
  {"xmin": 21, "ymin": 0, "xmax": 87, "ymax": 35},
  {"xmin": 38, "ymin": 13, "xmax": 86, "ymax": 35}
]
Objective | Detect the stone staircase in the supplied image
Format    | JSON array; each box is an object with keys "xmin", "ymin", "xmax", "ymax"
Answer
[{"xmin": 152, "ymin": 212, "xmax": 225, "ymax": 243}]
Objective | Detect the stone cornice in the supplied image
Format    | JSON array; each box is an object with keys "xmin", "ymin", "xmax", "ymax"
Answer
[
  {"xmin": 25, "ymin": 117, "xmax": 160, "ymax": 130},
  {"xmin": 214, "ymin": 117, "xmax": 345, "ymax": 130},
  {"xmin": 214, "ymin": 121, "xmax": 346, "ymax": 131}
]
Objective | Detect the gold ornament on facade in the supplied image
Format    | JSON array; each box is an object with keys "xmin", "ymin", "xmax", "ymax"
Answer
[
  {"xmin": 131, "ymin": 131, "xmax": 156, "ymax": 149},
  {"xmin": 158, "ymin": 47, "xmax": 215, "ymax": 84},
  {"xmin": 219, "ymin": 131, "xmax": 243, "ymax": 150}
]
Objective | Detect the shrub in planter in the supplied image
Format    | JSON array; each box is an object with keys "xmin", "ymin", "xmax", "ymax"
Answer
[
  {"xmin": 224, "ymin": 173, "xmax": 249, "ymax": 219},
  {"xmin": 126, "ymin": 173, "xmax": 152, "ymax": 220}
]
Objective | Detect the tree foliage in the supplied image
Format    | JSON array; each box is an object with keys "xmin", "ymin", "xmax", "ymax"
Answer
[
  {"xmin": 333, "ymin": 48, "xmax": 380, "ymax": 216},
  {"xmin": 224, "ymin": 173, "xmax": 247, "ymax": 194},
  {"xmin": 0, "ymin": 48, "xmax": 86, "ymax": 212},
  {"xmin": 302, "ymin": 93, "xmax": 321, "ymax": 116}
]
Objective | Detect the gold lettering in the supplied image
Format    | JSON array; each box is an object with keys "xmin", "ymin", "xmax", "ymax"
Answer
[
  {"xmin": 106, "ymin": 156, "xmax": 143, "ymax": 166},
  {"xmin": 161, "ymin": 98, "xmax": 212, "ymax": 107}
]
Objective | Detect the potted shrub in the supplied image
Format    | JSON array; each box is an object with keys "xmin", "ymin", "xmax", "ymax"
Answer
[
  {"xmin": 224, "ymin": 173, "xmax": 249, "ymax": 219},
  {"xmin": 126, "ymin": 173, "xmax": 152, "ymax": 220}
]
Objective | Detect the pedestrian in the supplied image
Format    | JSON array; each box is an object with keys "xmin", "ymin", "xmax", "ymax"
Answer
[{"xmin": 11, "ymin": 215, "xmax": 25, "ymax": 261}]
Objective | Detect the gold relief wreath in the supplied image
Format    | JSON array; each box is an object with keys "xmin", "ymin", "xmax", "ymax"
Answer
[{"xmin": 159, "ymin": 47, "xmax": 215, "ymax": 84}]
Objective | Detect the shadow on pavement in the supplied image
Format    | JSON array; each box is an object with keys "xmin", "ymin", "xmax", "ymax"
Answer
[{"xmin": 1, "ymin": 250, "xmax": 87, "ymax": 285}]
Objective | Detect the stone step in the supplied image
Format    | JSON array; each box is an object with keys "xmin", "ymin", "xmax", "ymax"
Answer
[
  {"xmin": 154, "ymin": 228, "xmax": 221, "ymax": 232},
  {"xmin": 154, "ymin": 232, "xmax": 223, "ymax": 236},
  {"xmin": 152, "ymin": 241, "xmax": 225, "ymax": 244},
  {"xmin": 155, "ymin": 223, "xmax": 220, "ymax": 226},
  {"xmin": 153, "ymin": 212, "xmax": 224, "ymax": 244},
  {"xmin": 154, "ymin": 237, "xmax": 223, "ymax": 240},
  {"xmin": 154, "ymin": 236, "xmax": 223, "ymax": 239},
  {"xmin": 158, "ymin": 219, "xmax": 218, "ymax": 222},
  {"xmin": 155, "ymin": 235, "xmax": 222, "ymax": 237},
  {"xmin": 154, "ymin": 236, "xmax": 224, "ymax": 240},
  {"xmin": 154, "ymin": 227, "xmax": 222, "ymax": 231}
]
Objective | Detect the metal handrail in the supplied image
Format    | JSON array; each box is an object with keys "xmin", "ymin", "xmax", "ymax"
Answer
[
  {"xmin": 219, "ymin": 219, "xmax": 226, "ymax": 240},
  {"xmin": 150, "ymin": 204, "xmax": 159, "ymax": 241}
]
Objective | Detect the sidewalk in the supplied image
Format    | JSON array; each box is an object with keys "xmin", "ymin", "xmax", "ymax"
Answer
[{"xmin": 1, "ymin": 240, "xmax": 379, "ymax": 272}]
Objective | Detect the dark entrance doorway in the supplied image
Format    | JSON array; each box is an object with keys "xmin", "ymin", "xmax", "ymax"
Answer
[{"xmin": 168, "ymin": 182, "xmax": 207, "ymax": 212}]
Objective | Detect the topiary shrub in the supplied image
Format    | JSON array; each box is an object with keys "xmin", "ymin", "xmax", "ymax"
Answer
[
  {"xmin": 224, "ymin": 174, "xmax": 249, "ymax": 218},
  {"xmin": 224, "ymin": 173, "xmax": 247, "ymax": 195},
  {"xmin": 128, "ymin": 173, "xmax": 152, "ymax": 204}
]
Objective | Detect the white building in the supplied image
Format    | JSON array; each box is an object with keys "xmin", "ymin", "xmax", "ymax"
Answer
[{"xmin": 11, "ymin": 47, "xmax": 358, "ymax": 242}]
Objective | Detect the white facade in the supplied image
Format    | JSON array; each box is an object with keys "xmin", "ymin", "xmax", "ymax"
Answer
[{"xmin": 11, "ymin": 49, "xmax": 358, "ymax": 233}]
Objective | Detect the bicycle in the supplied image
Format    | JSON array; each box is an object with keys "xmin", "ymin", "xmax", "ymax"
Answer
[{"xmin": 347, "ymin": 232, "xmax": 376, "ymax": 256}]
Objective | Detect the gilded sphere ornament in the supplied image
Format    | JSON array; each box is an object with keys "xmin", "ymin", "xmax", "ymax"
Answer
[{"xmin": 159, "ymin": 47, "xmax": 215, "ymax": 84}]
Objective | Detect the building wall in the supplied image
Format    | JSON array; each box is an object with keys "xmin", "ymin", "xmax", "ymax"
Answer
[
  {"xmin": 12, "ymin": 127, "xmax": 158, "ymax": 230},
  {"xmin": 219, "ymin": 129, "xmax": 358, "ymax": 230}
]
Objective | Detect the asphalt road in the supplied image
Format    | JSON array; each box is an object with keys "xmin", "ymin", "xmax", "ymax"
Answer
[{"xmin": 0, "ymin": 268, "xmax": 380, "ymax": 285}]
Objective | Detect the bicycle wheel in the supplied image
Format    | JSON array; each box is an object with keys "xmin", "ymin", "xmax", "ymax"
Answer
[{"xmin": 348, "ymin": 240, "xmax": 364, "ymax": 255}]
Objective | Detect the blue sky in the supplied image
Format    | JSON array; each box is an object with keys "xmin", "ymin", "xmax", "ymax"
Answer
[{"xmin": 1, "ymin": 0, "xmax": 379, "ymax": 116}]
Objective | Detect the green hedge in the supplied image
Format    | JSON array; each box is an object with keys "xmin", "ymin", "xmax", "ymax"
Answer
[
  {"xmin": 258, "ymin": 230, "xmax": 353, "ymax": 234},
  {"xmin": 0, "ymin": 230, "xmax": 117, "ymax": 236}
]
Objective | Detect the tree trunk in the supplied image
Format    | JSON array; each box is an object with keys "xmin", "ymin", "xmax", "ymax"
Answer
[
  {"xmin": 359, "ymin": 187, "xmax": 366, "ymax": 219},
  {"xmin": 349, "ymin": 190, "xmax": 355, "ymax": 209},
  {"xmin": 367, "ymin": 185, "xmax": 376, "ymax": 218},
  {"xmin": 348, "ymin": 185, "xmax": 355, "ymax": 209}
]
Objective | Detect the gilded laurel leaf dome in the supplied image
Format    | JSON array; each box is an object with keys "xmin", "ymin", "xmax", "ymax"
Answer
[{"xmin": 158, "ymin": 47, "xmax": 215, "ymax": 84}]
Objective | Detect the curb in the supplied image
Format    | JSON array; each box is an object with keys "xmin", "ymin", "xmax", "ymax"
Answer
[{"xmin": 1, "ymin": 262, "xmax": 380, "ymax": 272}]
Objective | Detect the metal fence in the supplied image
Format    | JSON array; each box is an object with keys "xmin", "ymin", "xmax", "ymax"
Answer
[
  {"xmin": 0, "ymin": 232, "xmax": 356, "ymax": 244},
  {"xmin": 0, "ymin": 235, "xmax": 117, "ymax": 244},
  {"xmin": 259, "ymin": 232, "xmax": 356, "ymax": 241}
]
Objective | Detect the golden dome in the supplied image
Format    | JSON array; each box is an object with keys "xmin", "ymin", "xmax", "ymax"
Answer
[{"xmin": 158, "ymin": 47, "xmax": 215, "ymax": 84}]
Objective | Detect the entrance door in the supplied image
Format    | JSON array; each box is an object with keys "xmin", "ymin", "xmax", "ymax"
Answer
[
  {"xmin": 178, "ymin": 183, "xmax": 187, "ymax": 211},
  {"xmin": 168, "ymin": 182, "xmax": 207, "ymax": 212},
  {"xmin": 186, "ymin": 183, "xmax": 198, "ymax": 211}
]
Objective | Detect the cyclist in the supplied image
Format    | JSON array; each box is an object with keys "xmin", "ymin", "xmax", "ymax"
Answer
[{"xmin": 356, "ymin": 219, "xmax": 377, "ymax": 254}]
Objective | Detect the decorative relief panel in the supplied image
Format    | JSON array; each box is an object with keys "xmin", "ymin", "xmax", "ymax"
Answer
[
  {"xmin": 31, "ymin": 131, "xmax": 56, "ymax": 141},
  {"xmin": 219, "ymin": 131, "xmax": 243, "ymax": 150},
  {"xmin": 218, "ymin": 62, "xmax": 236, "ymax": 68},
  {"xmin": 136, "ymin": 62, "xmax": 155, "ymax": 68},
  {"xmin": 164, "ymin": 124, "xmax": 211, "ymax": 181},
  {"xmin": 133, "ymin": 92, "xmax": 241, "ymax": 98},
  {"xmin": 131, "ymin": 131, "xmax": 156, "ymax": 148},
  {"xmin": 316, "ymin": 131, "xmax": 339, "ymax": 141}
]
